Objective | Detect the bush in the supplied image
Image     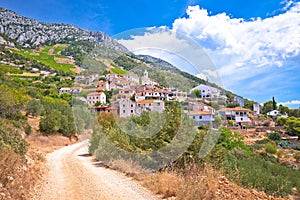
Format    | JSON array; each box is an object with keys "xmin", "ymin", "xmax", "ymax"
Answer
[
  {"xmin": 25, "ymin": 124, "xmax": 31, "ymax": 135},
  {"xmin": 268, "ymin": 132, "xmax": 281, "ymax": 141},
  {"xmin": 294, "ymin": 153, "xmax": 300, "ymax": 163},
  {"xmin": 255, "ymin": 138, "xmax": 271, "ymax": 144},
  {"xmin": 0, "ymin": 119, "xmax": 28, "ymax": 156},
  {"xmin": 265, "ymin": 143, "xmax": 277, "ymax": 154}
]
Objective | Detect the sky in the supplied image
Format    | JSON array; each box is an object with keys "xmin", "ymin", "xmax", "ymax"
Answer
[{"xmin": 1, "ymin": 0, "xmax": 300, "ymax": 108}]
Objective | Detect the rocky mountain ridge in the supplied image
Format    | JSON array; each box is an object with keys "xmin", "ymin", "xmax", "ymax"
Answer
[{"xmin": 0, "ymin": 7, "xmax": 128, "ymax": 52}]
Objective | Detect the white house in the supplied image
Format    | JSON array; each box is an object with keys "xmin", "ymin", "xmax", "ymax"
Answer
[
  {"xmin": 267, "ymin": 110, "xmax": 288, "ymax": 118},
  {"xmin": 188, "ymin": 111, "xmax": 215, "ymax": 127},
  {"xmin": 87, "ymin": 92, "xmax": 106, "ymax": 106},
  {"xmin": 59, "ymin": 88, "xmax": 71, "ymax": 95},
  {"xmin": 218, "ymin": 107, "xmax": 252, "ymax": 124},
  {"xmin": 190, "ymin": 84, "xmax": 221, "ymax": 98},
  {"xmin": 135, "ymin": 90, "xmax": 171, "ymax": 101},
  {"xmin": 59, "ymin": 87, "xmax": 82, "ymax": 95}
]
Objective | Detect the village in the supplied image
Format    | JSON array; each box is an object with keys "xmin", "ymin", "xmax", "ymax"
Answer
[{"xmin": 59, "ymin": 68, "xmax": 294, "ymax": 133}]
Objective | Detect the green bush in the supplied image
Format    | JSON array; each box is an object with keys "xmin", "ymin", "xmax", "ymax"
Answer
[
  {"xmin": 265, "ymin": 143, "xmax": 277, "ymax": 154},
  {"xmin": 268, "ymin": 132, "xmax": 281, "ymax": 141},
  {"xmin": 25, "ymin": 124, "xmax": 32, "ymax": 135},
  {"xmin": 0, "ymin": 119, "xmax": 28, "ymax": 156},
  {"xmin": 255, "ymin": 138, "xmax": 271, "ymax": 144}
]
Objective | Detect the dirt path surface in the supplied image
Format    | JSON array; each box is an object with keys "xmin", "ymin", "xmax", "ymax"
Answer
[{"xmin": 32, "ymin": 141, "xmax": 159, "ymax": 200}]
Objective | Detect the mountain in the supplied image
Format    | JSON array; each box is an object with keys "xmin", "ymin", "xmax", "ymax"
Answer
[
  {"xmin": 0, "ymin": 7, "xmax": 128, "ymax": 53},
  {"xmin": 0, "ymin": 7, "xmax": 256, "ymax": 106}
]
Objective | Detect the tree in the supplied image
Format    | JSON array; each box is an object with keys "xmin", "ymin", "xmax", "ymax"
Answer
[
  {"xmin": 191, "ymin": 89, "xmax": 201, "ymax": 98},
  {"xmin": 278, "ymin": 104, "xmax": 290, "ymax": 115},
  {"xmin": 262, "ymin": 100, "xmax": 274, "ymax": 114},
  {"xmin": 272, "ymin": 97, "xmax": 277, "ymax": 111},
  {"xmin": 39, "ymin": 110, "xmax": 61, "ymax": 135},
  {"xmin": 26, "ymin": 99, "xmax": 43, "ymax": 116},
  {"xmin": 285, "ymin": 117, "xmax": 300, "ymax": 139}
]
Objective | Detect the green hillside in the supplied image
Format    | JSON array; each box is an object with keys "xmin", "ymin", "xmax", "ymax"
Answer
[{"xmin": 11, "ymin": 45, "xmax": 75, "ymax": 73}]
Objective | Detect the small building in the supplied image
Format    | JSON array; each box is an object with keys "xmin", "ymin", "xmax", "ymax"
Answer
[
  {"xmin": 253, "ymin": 103, "xmax": 260, "ymax": 115},
  {"xmin": 59, "ymin": 88, "xmax": 71, "ymax": 95},
  {"xmin": 59, "ymin": 87, "xmax": 82, "ymax": 95},
  {"xmin": 218, "ymin": 107, "xmax": 252, "ymax": 125},
  {"xmin": 188, "ymin": 111, "xmax": 215, "ymax": 127},
  {"xmin": 118, "ymin": 88, "xmax": 135, "ymax": 99},
  {"xmin": 233, "ymin": 96, "xmax": 244, "ymax": 107},
  {"xmin": 170, "ymin": 90, "xmax": 188, "ymax": 102},
  {"xmin": 87, "ymin": 92, "xmax": 106, "ymax": 106},
  {"xmin": 190, "ymin": 84, "xmax": 221, "ymax": 99},
  {"xmin": 92, "ymin": 105, "xmax": 117, "ymax": 114},
  {"xmin": 92, "ymin": 80, "xmax": 110, "ymax": 91},
  {"xmin": 141, "ymin": 69, "xmax": 157, "ymax": 85},
  {"xmin": 136, "ymin": 100, "xmax": 165, "ymax": 115},
  {"xmin": 116, "ymin": 99, "xmax": 138, "ymax": 118}
]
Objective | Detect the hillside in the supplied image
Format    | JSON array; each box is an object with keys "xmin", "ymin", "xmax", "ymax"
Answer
[{"xmin": 6, "ymin": 7, "xmax": 300, "ymax": 200}]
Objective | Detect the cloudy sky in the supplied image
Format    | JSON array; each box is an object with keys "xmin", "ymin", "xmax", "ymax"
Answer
[{"xmin": 1, "ymin": 0, "xmax": 300, "ymax": 108}]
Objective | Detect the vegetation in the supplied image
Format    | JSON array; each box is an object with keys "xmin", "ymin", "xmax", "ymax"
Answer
[
  {"xmin": 11, "ymin": 45, "xmax": 75, "ymax": 73},
  {"xmin": 276, "ymin": 117, "xmax": 300, "ymax": 139},
  {"xmin": 111, "ymin": 67, "xmax": 127, "ymax": 74},
  {"xmin": 268, "ymin": 132, "xmax": 281, "ymax": 141},
  {"xmin": 90, "ymin": 115, "xmax": 300, "ymax": 197},
  {"xmin": 39, "ymin": 99, "xmax": 76, "ymax": 137},
  {"xmin": 265, "ymin": 143, "xmax": 277, "ymax": 154}
]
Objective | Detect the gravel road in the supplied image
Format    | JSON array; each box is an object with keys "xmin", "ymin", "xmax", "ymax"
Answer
[{"xmin": 32, "ymin": 141, "xmax": 159, "ymax": 200}]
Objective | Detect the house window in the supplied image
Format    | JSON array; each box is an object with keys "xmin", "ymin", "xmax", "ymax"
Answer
[
  {"xmin": 157, "ymin": 103, "xmax": 160, "ymax": 106},
  {"xmin": 199, "ymin": 116, "xmax": 202, "ymax": 119},
  {"xmin": 193, "ymin": 116, "xmax": 195, "ymax": 119},
  {"xmin": 131, "ymin": 104, "xmax": 133, "ymax": 107},
  {"xmin": 123, "ymin": 104, "xmax": 125, "ymax": 108},
  {"xmin": 241, "ymin": 118, "xmax": 243, "ymax": 121},
  {"xmin": 236, "ymin": 112, "xmax": 239, "ymax": 115},
  {"xmin": 131, "ymin": 110, "xmax": 133, "ymax": 113},
  {"xmin": 123, "ymin": 110, "xmax": 125, "ymax": 113},
  {"xmin": 149, "ymin": 103, "xmax": 152, "ymax": 106}
]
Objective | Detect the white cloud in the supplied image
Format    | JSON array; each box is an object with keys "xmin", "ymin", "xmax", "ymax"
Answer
[
  {"xmin": 117, "ymin": 28, "xmax": 224, "ymax": 86},
  {"xmin": 117, "ymin": 3, "xmax": 300, "ymax": 103},
  {"xmin": 277, "ymin": 100, "xmax": 300, "ymax": 107},
  {"xmin": 172, "ymin": 1, "xmax": 300, "ymax": 92},
  {"xmin": 278, "ymin": 100, "xmax": 300, "ymax": 106},
  {"xmin": 172, "ymin": 4, "xmax": 300, "ymax": 69}
]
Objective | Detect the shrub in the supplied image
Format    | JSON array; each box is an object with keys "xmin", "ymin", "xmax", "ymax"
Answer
[
  {"xmin": 25, "ymin": 124, "xmax": 31, "ymax": 135},
  {"xmin": 265, "ymin": 143, "xmax": 277, "ymax": 154},
  {"xmin": 294, "ymin": 153, "xmax": 300, "ymax": 163},
  {"xmin": 268, "ymin": 132, "xmax": 281, "ymax": 141},
  {"xmin": 255, "ymin": 138, "xmax": 271, "ymax": 144}
]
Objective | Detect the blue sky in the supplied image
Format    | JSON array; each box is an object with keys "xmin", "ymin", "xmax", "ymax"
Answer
[{"xmin": 1, "ymin": 0, "xmax": 300, "ymax": 108}]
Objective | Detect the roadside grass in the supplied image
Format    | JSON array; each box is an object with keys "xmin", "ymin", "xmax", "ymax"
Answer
[
  {"xmin": 111, "ymin": 67, "xmax": 127, "ymax": 74},
  {"xmin": 11, "ymin": 45, "xmax": 75, "ymax": 73}
]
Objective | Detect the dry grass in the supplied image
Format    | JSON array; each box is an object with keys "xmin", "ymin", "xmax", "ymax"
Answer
[
  {"xmin": 137, "ymin": 172, "xmax": 183, "ymax": 198},
  {"xmin": 109, "ymin": 159, "xmax": 146, "ymax": 176},
  {"xmin": 0, "ymin": 148, "xmax": 44, "ymax": 200},
  {"xmin": 135, "ymin": 165, "xmax": 219, "ymax": 199}
]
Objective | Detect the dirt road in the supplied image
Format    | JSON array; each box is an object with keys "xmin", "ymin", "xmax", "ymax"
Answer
[{"xmin": 32, "ymin": 141, "xmax": 159, "ymax": 200}]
